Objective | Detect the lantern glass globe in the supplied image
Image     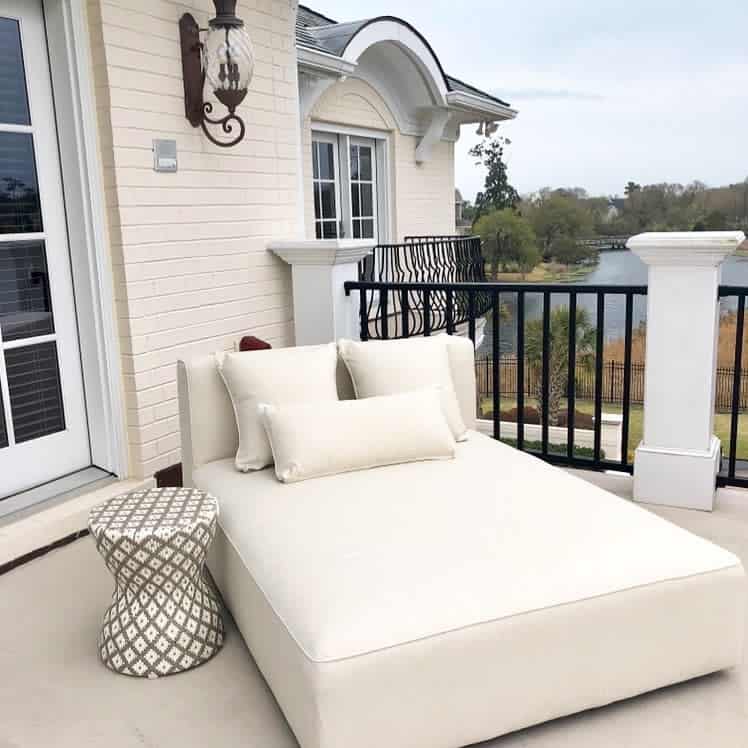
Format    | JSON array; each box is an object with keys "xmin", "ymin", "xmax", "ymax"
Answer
[{"xmin": 203, "ymin": 25, "xmax": 254, "ymax": 95}]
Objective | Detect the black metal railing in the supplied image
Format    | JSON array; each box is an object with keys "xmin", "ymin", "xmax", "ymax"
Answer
[
  {"xmin": 358, "ymin": 236, "xmax": 491, "ymax": 338},
  {"xmin": 344, "ymin": 280, "xmax": 647, "ymax": 473},
  {"xmin": 717, "ymin": 285, "xmax": 748, "ymax": 487}
]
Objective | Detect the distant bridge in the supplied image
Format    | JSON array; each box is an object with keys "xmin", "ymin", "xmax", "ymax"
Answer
[{"xmin": 577, "ymin": 236, "xmax": 630, "ymax": 251}]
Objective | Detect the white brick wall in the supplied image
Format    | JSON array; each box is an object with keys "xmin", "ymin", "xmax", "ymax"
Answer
[
  {"xmin": 305, "ymin": 77, "xmax": 456, "ymax": 241},
  {"xmin": 86, "ymin": 0, "xmax": 299, "ymax": 479},
  {"xmin": 86, "ymin": 2, "xmax": 457, "ymax": 480}
]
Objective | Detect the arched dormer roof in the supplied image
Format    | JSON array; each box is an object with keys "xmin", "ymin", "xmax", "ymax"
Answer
[
  {"xmin": 296, "ymin": 5, "xmax": 517, "ymax": 160},
  {"xmin": 307, "ymin": 16, "xmax": 450, "ymax": 107}
]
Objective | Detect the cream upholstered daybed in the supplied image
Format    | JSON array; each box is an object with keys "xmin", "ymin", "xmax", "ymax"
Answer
[{"xmin": 177, "ymin": 336, "xmax": 745, "ymax": 748}]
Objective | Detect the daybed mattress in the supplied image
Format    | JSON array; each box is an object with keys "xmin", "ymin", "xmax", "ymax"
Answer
[{"xmin": 197, "ymin": 431, "xmax": 745, "ymax": 748}]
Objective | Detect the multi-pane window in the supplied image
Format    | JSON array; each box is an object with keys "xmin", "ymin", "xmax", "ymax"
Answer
[
  {"xmin": 312, "ymin": 139, "xmax": 339, "ymax": 239},
  {"xmin": 349, "ymin": 142, "xmax": 375, "ymax": 239},
  {"xmin": 311, "ymin": 131, "xmax": 382, "ymax": 241}
]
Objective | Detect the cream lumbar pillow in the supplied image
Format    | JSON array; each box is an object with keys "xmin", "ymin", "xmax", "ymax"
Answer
[
  {"xmin": 338, "ymin": 337, "xmax": 468, "ymax": 441},
  {"xmin": 219, "ymin": 343, "xmax": 339, "ymax": 471},
  {"xmin": 260, "ymin": 388, "xmax": 456, "ymax": 483}
]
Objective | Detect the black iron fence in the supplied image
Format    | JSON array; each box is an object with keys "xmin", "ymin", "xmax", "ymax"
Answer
[
  {"xmin": 477, "ymin": 357, "xmax": 748, "ymax": 412},
  {"xmin": 476, "ymin": 358, "xmax": 644, "ymax": 406},
  {"xmin": 358, "ymin": 236, "xmax": 491, "ymax": 338},
  {"xmin": 344, "ymin": 280, "xmax": 647, "ymax": 473}
]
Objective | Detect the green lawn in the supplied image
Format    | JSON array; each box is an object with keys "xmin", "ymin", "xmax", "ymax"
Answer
[{"xmin": 479, "ymin": 396, "xmax": 747, "ymax": 463}]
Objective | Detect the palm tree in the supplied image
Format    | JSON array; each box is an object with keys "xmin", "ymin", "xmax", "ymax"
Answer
[{"xmin": 524, "ymin": 306, "xmax": 596, "ymax": 426}]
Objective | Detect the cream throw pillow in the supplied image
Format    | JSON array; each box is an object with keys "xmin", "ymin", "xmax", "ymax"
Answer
[
  {"xmin": 338, "ymin": 337, "xmax": 468, "ymax": 441},
  {"xmin": 260, "ymin": 389, "xmax": 456, "ymax": 483},
  {"xmin": 219, "ymin": 343, "xmax": 339, "ymax": 471}
]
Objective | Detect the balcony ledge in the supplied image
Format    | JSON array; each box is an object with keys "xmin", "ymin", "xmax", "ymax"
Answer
[
  {"xmin": 628, "ymin": 231, "xmax": 746, "ymax": 266},
  {"xmin": 269, "ymin": 239, "xmax": 375, "ymax": 266}
]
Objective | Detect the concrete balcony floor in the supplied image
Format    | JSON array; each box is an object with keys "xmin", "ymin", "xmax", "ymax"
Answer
[{"xmin": 1, "ymin": 471, "xmax": 747, "ymax": 748}]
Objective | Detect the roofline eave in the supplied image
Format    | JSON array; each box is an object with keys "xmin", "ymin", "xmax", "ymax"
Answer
[
  {"xmin": 297, "ymin": 44, "xmax": 358, "ymax": 77},
  {"xmin": 445, "ymin": 90, "xmax": 518, "ymax": 121}
]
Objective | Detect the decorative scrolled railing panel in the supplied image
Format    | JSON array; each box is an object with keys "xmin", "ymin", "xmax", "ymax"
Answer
[{"xmin": 358, "ymin": 236, "xmax": 491, "ymax": 338}]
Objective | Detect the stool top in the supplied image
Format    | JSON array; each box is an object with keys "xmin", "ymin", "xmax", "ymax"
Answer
[{"xmin": 89, "ymin": 486, "xmax": 218, "ymax": 539}]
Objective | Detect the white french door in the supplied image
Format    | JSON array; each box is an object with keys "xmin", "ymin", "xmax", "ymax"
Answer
[
  {"xmin": 311, "ymin": 131, "xmax": 384, "ymax": 241},
  {"xmin": 0, "ymin": 0, "xmax": 90, "ymax": 498}
]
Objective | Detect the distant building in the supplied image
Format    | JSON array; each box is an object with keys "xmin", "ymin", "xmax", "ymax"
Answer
[
  {"xmin": 606, "ymin": 197, "xmax": 625, "ymax": 221},
  {"xmin": 455, "ymin": 189, "xmax": 472, "ymax": 235}
]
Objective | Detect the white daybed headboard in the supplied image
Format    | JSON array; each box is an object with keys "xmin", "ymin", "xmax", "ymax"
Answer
[{"xmin": 177, "ymin": 336, "xmax": 477, "ymax": 487}]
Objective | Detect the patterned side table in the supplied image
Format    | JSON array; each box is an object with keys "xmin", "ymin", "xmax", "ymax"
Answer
[{"xmin": 89, "ymin": 487, "xmax": 224, "ymax": 678}]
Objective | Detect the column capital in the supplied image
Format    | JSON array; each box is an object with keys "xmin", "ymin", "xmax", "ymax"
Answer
[
  {"xmin": 628, "ymin": 231, "xmax": 745, "ymax": 267},
  {"xmin": 269, "ymin": 239, "xmax": 374, "ymax": 267}
]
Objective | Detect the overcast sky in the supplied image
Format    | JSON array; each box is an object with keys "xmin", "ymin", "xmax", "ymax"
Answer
[{"xmin": 308, "ymin": 0, "xmax": 748, "ymax": 202}]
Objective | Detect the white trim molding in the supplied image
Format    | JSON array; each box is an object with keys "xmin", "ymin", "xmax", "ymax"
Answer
[
  {"xmin": 338, "ymin": 20, "xmax": 448, "ymax": 106},
  {"xmin": 445, "ymin": 90, "xmax": 518, "ymax": 121},
  {"xmin": 298, "ymin": 45, "xmax": 357, "ymax": 77},
  {"xmin": 299, "ymin": 72, "xmax": 338, "ymax": 123},
  {"xmin": 44, "ymin": 0, "xmax": 127, "ymax": 477}
]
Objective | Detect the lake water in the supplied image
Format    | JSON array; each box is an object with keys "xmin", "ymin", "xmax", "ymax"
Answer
[{"xmin": 479, "ymin": 249, "xmax": 748, "ymax": 357}]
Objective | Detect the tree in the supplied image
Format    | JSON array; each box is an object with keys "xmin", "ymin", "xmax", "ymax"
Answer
[
  {"xmin": 469, "ymin": 135, "xmax": 519, "ymax": 219},
  {"xmin": 524, "ymin": 306, "xmax": 596, "ymax": 425},
  {"xmin": 549, "ymin": 235, "xmax": 596, "ymax": 267},
  {"xmin": 473, "ymin": 208, "xmax": 539, "ymax": 278},
  {"xmin": 461, "ymin": 201, "xmax": 477, "ymax": 224},
  {"xmin": 523, "ymin": 191, "xmax": 594, "ymax": 256},
  {"xmin": 694, "ymin": 209, "xmax": 728, "ymax": 231}
]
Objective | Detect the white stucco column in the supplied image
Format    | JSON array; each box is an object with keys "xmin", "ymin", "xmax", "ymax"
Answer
[
  {"xmin": 269, "ymin": 239, "xmax": 375, "ymax": 345},
  {"xmin": 629, "ymin": 231, "xmax": 746, "ymax": 511}
]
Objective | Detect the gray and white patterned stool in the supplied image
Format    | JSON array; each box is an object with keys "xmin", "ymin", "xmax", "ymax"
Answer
[{"xmin": 88, "ymin": 487, "xmax": 224, "ymax": 678}]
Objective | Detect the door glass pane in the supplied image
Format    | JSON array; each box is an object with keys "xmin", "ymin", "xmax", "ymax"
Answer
[
  {"xmin": 0, "ymin": 378, "xmax": 7, "ymax": 449},
  {"xmin": 0, "ymin": 132, "xmax": 42, "ymax": 234},
  {"xmin": 360, "ymin": 184, "xmax": 373, "ymax": 216},
  {"xmin": 312, "ymin": 142, "xmax": 320, "ymax": 179},
  {"xmin": 0, "ymin": 240, "xmax": 54, "ymax": 341},
  {"xmin": 351, "ymin": 183, "xmax": 360, "ymax": 217},
  {"xmin": 350, "ymin": 145, "xmax": 359, "ymax": 180},
  {"xmin": 353, "ymin": 219, "xmax": 361, "ymax": 239},
  {"xmin": 5, "ymin": 341, "xmax": 65, "ymax": 443},
  {"xmin": 321, "ymin": 221, "xmax": 338, "ymax": 239},
  {"xmin": 320, "ymin": 182, "xmax": 336, "ymax": 219},
  {"xmin": 361, "ymin": 219, "xmax": 374, "ymax": 238},
  {"xmin": 317, "ymin": 142, "xmax": 334, "ymax": 180},
  {"xmin": 359, "ymin": 147, "xmax": 372, "ymax": 181},
  {"xmin": 0, "ymin": 19, "xmax": 30, "ymax": 126},
  {"xmin": 313, "ymin": 182, "xmax": 321, "ymax": 220}
]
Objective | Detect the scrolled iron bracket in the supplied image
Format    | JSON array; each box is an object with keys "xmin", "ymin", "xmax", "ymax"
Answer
[{"xmin": 201, "ymin": 102, "xmax": 246, "ymax": 148}]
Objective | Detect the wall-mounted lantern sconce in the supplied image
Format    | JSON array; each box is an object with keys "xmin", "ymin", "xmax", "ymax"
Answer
[{"xmin": 179, "ymin": 0, "xmax": 254, "ymax": 148}]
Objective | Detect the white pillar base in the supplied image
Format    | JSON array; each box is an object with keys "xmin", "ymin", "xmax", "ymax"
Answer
[
  {"xmin": 633, "ymin": 435, "xmax": 721, "ymax": 511},
  {"xmin": 268, "ymin": 240, "xmax": 375, "ymax": 346}
]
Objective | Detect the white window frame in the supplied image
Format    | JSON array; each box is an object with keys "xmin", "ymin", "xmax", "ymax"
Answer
[
  {"xmin": 345, "ymin": 136, "xmax": 378, "ymax": 240},
  {"xmin": 311, "ymin": 124, "xmax": 391, "ymax": 243},
  {"xmin": 311, "ymin": 131, "xmax": 343, "ymax": 239}
]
